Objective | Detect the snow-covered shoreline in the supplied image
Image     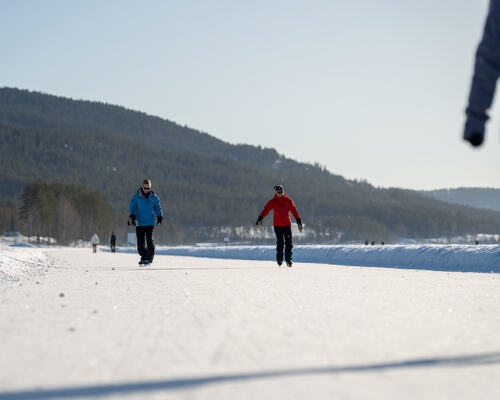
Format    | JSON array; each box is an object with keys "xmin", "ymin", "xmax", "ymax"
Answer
[
  {"xmin": 115, "ymin": 244, "xmax": 500, "ymax": 273},
  {"xmin": 0, "ymin": 239, "xmax": 52, "ymax": 286}
]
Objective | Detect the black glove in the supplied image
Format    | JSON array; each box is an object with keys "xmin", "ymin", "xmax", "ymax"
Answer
[
  {"xmin": 157, "ymin": 215, "xmax": 163, "ymax": 225},
  {"xmin": 296, "ymin": 218, "xmax": 303, "ymax": 232},
  {"xmin": 128, "ymin": 214, "xmax": 136, "ymax": 226},
  {"xmin": 256, "ymin": 216, "xmax": 263, "ymax": 226},
  {"xmin": 465, "ymin": 132, "xmax": 484, "ymax": 147}
]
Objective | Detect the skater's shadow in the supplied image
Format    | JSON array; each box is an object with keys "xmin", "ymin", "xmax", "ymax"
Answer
[{"xmin": 1, "ymin": 351, "xmax": 499, "ymax": 399}]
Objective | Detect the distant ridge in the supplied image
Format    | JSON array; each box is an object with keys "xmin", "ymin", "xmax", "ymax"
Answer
[
  {"xmin": 422, "ymin": 188, "xmax": 500, "ymax": 212},
  {"xmin": 2, "ymin": 87, "xmax": 500, "ymax": 244}
]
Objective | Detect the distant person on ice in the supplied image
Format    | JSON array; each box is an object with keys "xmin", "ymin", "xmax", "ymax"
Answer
[
  {"xmin": 91, "ymin": 233, "xmax": 99, "ymax": 254},
  {"xmin": 464, "ymin": 0, "xmax": 500, "ymax": 147},
  {"xmin": 110, "ymin": 232, "xmax": 116, "ymax": 253},
  {"xmin": 256, "ymin": 185, "xmax": 303, "ymax": 267},
  {"xmin": 128, "ymin": 179, "xmax": 163, "ymax": 265}
]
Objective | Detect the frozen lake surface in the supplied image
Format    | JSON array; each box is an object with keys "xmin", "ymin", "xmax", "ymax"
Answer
[{"xmin": 1, "ymin": 242, "xmax": 500, "ymax": 399}]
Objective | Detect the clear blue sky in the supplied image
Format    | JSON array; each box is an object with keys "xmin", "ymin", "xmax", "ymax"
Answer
[{"xmin": 1, "ymin": 0, "xmax": 498, "ymax": 190}]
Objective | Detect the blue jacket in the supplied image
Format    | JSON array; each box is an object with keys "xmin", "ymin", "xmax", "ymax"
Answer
[
  {"xmin": 129, "ymin": 188, "xmax": 163, "ymax": 226},
  {"xmin": 465, "ymin": 0, "xmax": 500, "ymax": 142}
]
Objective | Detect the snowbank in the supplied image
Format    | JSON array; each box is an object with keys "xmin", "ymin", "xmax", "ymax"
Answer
[
  {"xmin": 0, "ymin": 239, "xmax": 50, "ymax": 285},
  {"xmin": 118, "ymin": 244, "xmax": 500, "ymax": 273}
]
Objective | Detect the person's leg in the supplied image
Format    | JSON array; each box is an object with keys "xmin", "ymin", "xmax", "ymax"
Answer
[
  {"xmin": 274, "ymin": 226, "xmax": 284, "ymax": 265},
  {"xmin": 284, "ymin": 225, "xmax": 293, "ymax": 265},
  {"xmin": 136, "ymin": 226, "xmax": 147, "ymax": 261},
  {"xmin": 145, "ymin": 226, "xmax": 155, "ymax": 262},
  {"xmin": 92, "ymin": 244, "xmax": 96, "ymax": 253}
]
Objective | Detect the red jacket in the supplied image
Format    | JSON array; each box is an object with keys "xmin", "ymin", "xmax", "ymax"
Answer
[{"xmin": 259, "ymin": 194, "xmax": 300, "ymax": 227}]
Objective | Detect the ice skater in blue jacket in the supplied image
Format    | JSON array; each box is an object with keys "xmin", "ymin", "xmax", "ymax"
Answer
[
  {"xmin": 464, "ymin": 0, "xmax": 500, "ymax": 147},
  {"xmin": 128, "ymin": 179, "xmax": 163, "ymax": 265}
]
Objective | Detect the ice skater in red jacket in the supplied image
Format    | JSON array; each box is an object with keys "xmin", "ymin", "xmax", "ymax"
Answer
[{"xmin": 256, "ymin": 184, "xmax": 303, "ymax": 267}]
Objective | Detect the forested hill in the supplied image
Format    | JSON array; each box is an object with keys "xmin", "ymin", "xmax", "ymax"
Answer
[{"xmin": 2, "ymin": 87, "xmax": 500, "ymax": 244}]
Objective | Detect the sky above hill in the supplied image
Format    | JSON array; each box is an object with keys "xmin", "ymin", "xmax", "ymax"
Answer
[{"xmin": 1, "ymin": 0, "xmax": 499, "ymax": 190}]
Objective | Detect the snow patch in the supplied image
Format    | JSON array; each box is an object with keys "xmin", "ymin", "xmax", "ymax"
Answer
[{"xmin": 0, "ymin": 239, "xmax": 51, "ymax": 285}]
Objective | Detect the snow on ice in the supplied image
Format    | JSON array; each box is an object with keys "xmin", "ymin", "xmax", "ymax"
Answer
[
  {"xmin": 0, "ymin": 238, "xmax": 51, "ymax": 286},
  {"xmin": 2, "ymin": 239, "xmax": 500, "ymax": 399}
]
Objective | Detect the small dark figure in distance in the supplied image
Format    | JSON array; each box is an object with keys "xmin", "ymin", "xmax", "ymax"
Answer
[
  {"xmin": 110, "ymin": 232, "xmax": 116, "ymax": 253},
  {"xmin": 256, "ymin": 185, "xmax": 303, "ymax": 267},
  {"xmin": 464, "ymin": 0, "xmax": 500, "ymax": 147},
  {"xmin": 128, "ymin": 179, "xmax": 163, "ymax": 266}
]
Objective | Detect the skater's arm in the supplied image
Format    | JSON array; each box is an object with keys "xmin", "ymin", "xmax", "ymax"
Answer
[
  {"xmin": 288, "ymin": 198, "xmax": 300, "ymax": 220},
  {"xmin": 465, "ymin": 0, "xmax": 500, "ymax": 145},
  {"xmin": 128, "ymin": 195, "xmax": 138, "ymax": 225},
  {"xmin": 154, "ymin": 195, "xmax": 163, "ymax": 217},
  {"xmin": 259, "ymin": 199, "xmax": 274, "ymax": 219},
  {"xmin": 129, "ymin": 195, "xmax": 138, "ymax": 217},
  {"xmin": 154, "ymin": 196, "xmax": 163, "ymax": 225}
]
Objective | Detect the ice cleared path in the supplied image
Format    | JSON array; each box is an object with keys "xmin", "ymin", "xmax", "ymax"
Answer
[{"xmin": 1, "ymin": 248, "xmax": 500, "ymax": 399}]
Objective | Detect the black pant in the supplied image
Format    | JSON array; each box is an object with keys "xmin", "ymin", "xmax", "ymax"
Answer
[
  {"xmin": 110, "ymin": 244, "xmax": 116, "ymax": 253},
  {"xmin": 136, "ymin": 226, "xmax": 155, "ymax": 262},
  {"xmin": 274, "ymin": 225, "xmax": 293, "ymax": 264}
]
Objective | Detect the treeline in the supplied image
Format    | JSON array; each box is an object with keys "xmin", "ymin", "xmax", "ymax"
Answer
[{"xmin": 18, "ymin": 180, "xmax": 114, "ymax": 245}]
